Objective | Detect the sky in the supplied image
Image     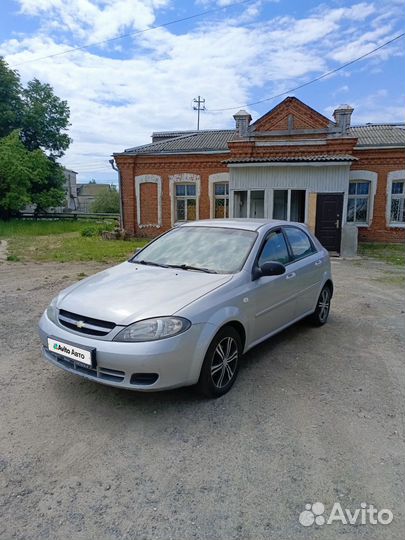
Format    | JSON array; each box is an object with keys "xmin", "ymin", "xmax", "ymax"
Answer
[{"xmin": 0, "ymin": 0, "xmax": 404, "ymax": 184}]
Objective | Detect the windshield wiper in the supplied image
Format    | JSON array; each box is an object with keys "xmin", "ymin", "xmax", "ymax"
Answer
[
  {"xmin": 167, "ymin": 264, "xmax": 217, "ymax": 274},
  {"xmin": 136, "ymin": 259, "xmax": 170, "ymax": 268}
]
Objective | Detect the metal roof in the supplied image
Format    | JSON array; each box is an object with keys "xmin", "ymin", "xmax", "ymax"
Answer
[
  {"xmin": 224, "ymin": 154, "xmax": 357, "ymax": 164},
  {"xmin": 119, "ymin": 123, "xmax": 405, "ymax": 156},
  {"xmin": 349, "ymin": 124, "xmax": 405, "ymax": 147},
  {"xmin": 123, "ymin": 130, "xmax": 235, "ymax": 155}
]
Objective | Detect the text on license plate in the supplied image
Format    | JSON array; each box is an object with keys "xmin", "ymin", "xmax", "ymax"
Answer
[{"xmin": 48, "ymin": 337, "xmax": 93, "ymax": 367}]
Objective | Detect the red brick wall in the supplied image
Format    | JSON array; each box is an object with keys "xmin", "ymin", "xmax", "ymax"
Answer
[
  {"xmin": 116, "ymin": 153, "xmax": 229, "ymax": 237},
  {"xmin": 351, "ymin": 148, "xmax": 405, "ymax": 243},
  {"xmin": 116, "ymin": 138, "xmax": 405, "ymax": 244}
]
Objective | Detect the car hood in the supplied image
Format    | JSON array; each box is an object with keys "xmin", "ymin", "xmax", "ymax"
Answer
[{"xmin": 57, "ymin": 262, "xmax": 232, "ymax": 325}]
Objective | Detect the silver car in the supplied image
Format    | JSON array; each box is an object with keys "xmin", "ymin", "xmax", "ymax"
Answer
[{"xmin": 38, "ymin": 219, "xmax": 333, "ymax": 397}]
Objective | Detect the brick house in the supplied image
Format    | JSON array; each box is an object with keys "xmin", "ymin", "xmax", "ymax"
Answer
[{"xmin": 114, "ymin": 97, "xmax": 405, "ymax": 252}]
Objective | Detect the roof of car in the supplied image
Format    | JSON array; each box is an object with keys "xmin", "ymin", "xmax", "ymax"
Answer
[{"xmin": 179, "ymin": 218, "xmax": 294, "ymax": 232}]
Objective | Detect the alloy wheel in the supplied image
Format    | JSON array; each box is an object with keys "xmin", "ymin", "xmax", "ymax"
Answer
[
  {"xmin": 210, "ymin": 336, "xmax": 239, "ymax": 389},
  {"xmin": 318, "ymin": 288, "xmax": 330, "ymax": 323}
]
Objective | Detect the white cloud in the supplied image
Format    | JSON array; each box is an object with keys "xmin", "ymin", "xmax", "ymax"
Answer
[
  {"xmin": 1, "ymin": 0, "xmax": 403, "ymax": 181},
  {"xmin": 17, "ymin": 0, "xmax": 170, "ymax": 42}
]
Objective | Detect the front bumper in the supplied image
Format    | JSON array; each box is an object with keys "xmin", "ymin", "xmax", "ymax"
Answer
[{"xmin": 38, "ymin": 311, "xmax": 209, "ymax": 391}]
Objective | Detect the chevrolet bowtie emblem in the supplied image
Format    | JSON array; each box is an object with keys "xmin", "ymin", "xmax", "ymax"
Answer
[{"xmin": 76, "ymin": 320, "xmax": 85, "ymax": 328}]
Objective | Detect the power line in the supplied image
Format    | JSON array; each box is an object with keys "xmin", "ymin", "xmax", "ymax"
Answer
[
  {"xmin": 10, "ymin": 0, "xmax": 253, "ymax": 67},
  {"xmin": 208, "ymin": 32, "xmax": 405, "ymax": 112}
]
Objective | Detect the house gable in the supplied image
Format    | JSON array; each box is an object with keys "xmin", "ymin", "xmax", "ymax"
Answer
[{"xmin": 251, "ymin": 96, "xmax": 334, "ymax": 133}]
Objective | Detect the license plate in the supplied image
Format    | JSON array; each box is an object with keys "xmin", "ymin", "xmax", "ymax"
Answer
[{"xmin": 47, "ymin": 337, "xmax": 95, "ymax": 368}]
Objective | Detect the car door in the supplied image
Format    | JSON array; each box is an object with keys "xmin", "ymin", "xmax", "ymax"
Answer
[
  {"xmin": 282, "ymin": 226, "xmax": 325, "ymax": 316},
  {"xmin": 249, "ymin": 228, "xmax": 300, "ymax": 343}
]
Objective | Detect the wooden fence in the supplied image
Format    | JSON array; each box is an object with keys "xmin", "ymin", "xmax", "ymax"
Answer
[{"xmin": 18, "ymin": 212, "xmax": 120, "ymax": 222}]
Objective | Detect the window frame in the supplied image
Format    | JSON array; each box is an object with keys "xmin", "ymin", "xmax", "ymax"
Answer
[
  {"xmin": 272, "ymin": 188, "xmax": 307, "ymax": 222},
  {"xmin": 389, "ymin": 180, "xmax": 405, "ymax": 226},
  {"xmin": 213, "ymin": 182, "xmax": 229, "ymax": 219},
  {"xmin": 282, "ymin": 225, "xmax": 317, "ymax": 262},
  {"xmin": 256, "ymin": 228, "xmax": 290, "ymax": 267},
  {"xmin": 347, "ymin": 180, "xmax": 371, "ymax": 225},
  {"xmin": 252, "ymin": 225, "xmax": 318, "ymax": 279},
  {"xmin": 174, "ymin": 183, "xmax": 197, "ymax": 222}
]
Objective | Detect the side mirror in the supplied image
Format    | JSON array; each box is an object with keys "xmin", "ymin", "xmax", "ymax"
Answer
[{"xmin": 252, "ymin": 261, "xmax": 286, "ymax": 280}]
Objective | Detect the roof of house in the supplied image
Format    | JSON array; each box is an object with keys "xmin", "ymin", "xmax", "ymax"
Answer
[
  {"xmin": 123, "ymin": 130, "xmax": 236, "ymax": 155},
  {"xmin": 120, "ymin": 123, "xmax": 405, "ymax": 156},
  {"xmin": 76, "ymin": 183, "xmax": 112, "ymax": 196},
  {"xmin": 224, "ymin": 154, "xmax": 357, "ymax": 164},
  {"xmin": 348, "ymin": 124, "xmax": 405, "ymax": 147}
]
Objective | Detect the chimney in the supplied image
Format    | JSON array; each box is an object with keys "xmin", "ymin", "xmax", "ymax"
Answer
[
  {"xmin": 333, "ymin": 104, "xmax": 354, "ymax": 135},
  {"xmin": 233, "ymin": 109, "xmax": 252, "ymax": 138}
]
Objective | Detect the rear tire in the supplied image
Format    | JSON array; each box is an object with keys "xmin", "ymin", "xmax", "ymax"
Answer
[
  {"xmin": 197, "ymin": 326, "xmax": 242, "ymax": 398},
  {"xmin": 309, "ymin": 285, "xmax": 331, "ymax": 326}
]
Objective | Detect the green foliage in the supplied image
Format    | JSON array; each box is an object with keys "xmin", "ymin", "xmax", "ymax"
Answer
[
  {"xmin": 3, "ymin": 222, "xmax": 148, "ymax": 263},
  {"xmin": 22, "ymin": 79, "xmax": 71, "ymax": 159},
  {"xmin": 358, "ymin": 242, "xmax": 405, "ymax": 267},
  {"xmin": 91, "ymin": 187, "xmax": 120, "ymax": 213},
  {"xmin": 0, "ymin": 131, "xmax": 65, "ymax": 218},
  {"xmin": 0, "ymin": 58, "xmax": 72, "ymax": 216},
  {"xmin": 0, "ymin": 58, "xmax": 23, "ymax": 138},
  {"xmin": 0, "ymin": 218, "xmax": 117, "ymax": 237},
  {"xmin": 81, "ymin": 226, "xmax": 97, "ymax": 237},
  {"xmin": 81, "ymin": 221, "xmax": 116, "ymax": 237}
]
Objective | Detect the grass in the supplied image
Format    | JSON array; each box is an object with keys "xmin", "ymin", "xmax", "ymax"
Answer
[
  {"xmin": 1, "ymin": 219, "xmax": 148, "ymax": 263},
  {"xmin": 0, "ymin": 218, "xmax": 117, "ymax": 237},
  {"xmin": 358, "ymin": 242, "xmax": 405, "ymax": 267}
]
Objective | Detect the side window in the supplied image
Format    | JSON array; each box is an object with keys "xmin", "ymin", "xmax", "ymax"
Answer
[
  {"xmin": 258, "ymin": 230, "xmax": 290, "ymax": 265},
  {"xmin": 284, "ymin": 227, "xmax": 315, "ymax": 260}
]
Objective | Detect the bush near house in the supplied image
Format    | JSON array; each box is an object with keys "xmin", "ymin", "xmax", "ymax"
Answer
[{"xmin": 91, "ymin": 187, "xmax": 120, "ymax": 213}]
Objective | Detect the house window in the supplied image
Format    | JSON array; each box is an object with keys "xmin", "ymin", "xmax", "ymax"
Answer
[
  {"xmin": 175, "ymin": 184, "xmax": 196, "ymax": 221},
  {"xmin": 250, "ymin": 191, "xmax": 265, "ymax": 218},
  {"xmin": 214, "ymin": 183, "xmax": 229, "ymax": 218},
  {"xmin": 390, "ymin": 180, "xmax": 405, "ymax": 224},
  {"xmin": 273, "ymin": 189, "xmax": 306, "ymax": 222},
  {"xmin": 347, "ymin": 181, "xmax": 370, "ymax": 224}
]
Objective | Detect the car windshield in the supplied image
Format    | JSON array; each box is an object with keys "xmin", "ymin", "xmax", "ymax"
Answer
[{"xmin": 131, "ymin": 226, "xmax": 257, "ymax": 274}]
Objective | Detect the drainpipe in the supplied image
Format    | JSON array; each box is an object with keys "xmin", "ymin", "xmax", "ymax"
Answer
[{"xmin": 109, "ymin": 158, "xmax": 123, "ymax": 229}]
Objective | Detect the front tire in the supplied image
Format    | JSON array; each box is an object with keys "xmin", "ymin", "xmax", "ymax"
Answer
[
  {"xmin": 197, "ymin": 326, "xmax": 242, "ymax": 398},
  {"xmin": 309, "ymin": 285, "xmax": 331, "ymax": 326}
]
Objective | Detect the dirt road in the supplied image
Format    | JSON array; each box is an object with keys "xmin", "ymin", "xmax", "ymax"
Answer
[{"xmin": 0, "ymin": 257, "xmax": 404, "ymax": 539}]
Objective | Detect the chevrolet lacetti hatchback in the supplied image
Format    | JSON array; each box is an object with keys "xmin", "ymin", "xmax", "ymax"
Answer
[{"xmin": 39, "ymin": 219, "xmax": 333, "ymax": 398}]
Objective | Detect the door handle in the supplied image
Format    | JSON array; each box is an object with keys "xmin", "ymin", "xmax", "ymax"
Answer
[
  {"xmin": 286, "ymin": 272, "xmax": 296, "ymax": 280},
  {"xmin": 315, "ymin": 260, "xmax": 322, "ymax": 266},
  {"xmin": 335, "ymin": 219, "xmax": 340, "ymax": 228}
]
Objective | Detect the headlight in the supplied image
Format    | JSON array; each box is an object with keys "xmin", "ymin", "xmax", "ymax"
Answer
[
  {"xmin": 46, "ymin": 296, "xmax": 58, "ymax": 323},
  {"xmin": 114, "ymin": 317, "xmax": 191, "ymax": 342}
]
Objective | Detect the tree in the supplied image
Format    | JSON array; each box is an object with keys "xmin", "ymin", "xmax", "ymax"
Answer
[
  {"xmin": 0, "ymin": 58, "xmax": 71, "ymax": 217},
  {"xmin": 0, "ymin": 131, "xmax": 65, "ymax": 219},
  {"xmin": 22, "ymin": 78, "xmax": 71, "ymax": 159},
  {"xmin": 91, "ymin": 187, "xmax": 120, "ymax": 213},
  {"xmin": 0, "ymin": 58, "xmax": 23, "ymax": 138}
]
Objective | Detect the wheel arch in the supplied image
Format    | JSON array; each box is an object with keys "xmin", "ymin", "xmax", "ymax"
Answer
[{"xmin": 324, "ymin": 279, "xmax": 334, "ymax": 297}]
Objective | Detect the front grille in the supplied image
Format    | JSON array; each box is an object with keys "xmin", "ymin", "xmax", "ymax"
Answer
[
  {"xmin": 53, "ymin": 353, "xmax": 125, "ymax": 382},
  {"xmin": 58, "ymin": 309, "xmax": 115, "ymax": 336}
]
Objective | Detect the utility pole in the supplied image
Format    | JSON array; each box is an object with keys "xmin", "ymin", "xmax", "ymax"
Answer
[{"xmin": 193, "ymin": 96, "xmax": 206, "ymax": 130}]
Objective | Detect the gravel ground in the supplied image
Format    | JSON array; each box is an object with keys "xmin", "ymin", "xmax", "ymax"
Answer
[{"xmin": 0, "ymin": 257, "xmax": 404, "ymax": 540}]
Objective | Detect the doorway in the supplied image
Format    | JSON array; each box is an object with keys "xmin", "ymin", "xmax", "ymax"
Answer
[{"xmin": 315, "ymin": 193, "xmax": 344, "ymax": 253}]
